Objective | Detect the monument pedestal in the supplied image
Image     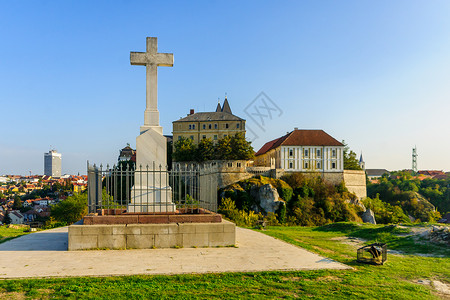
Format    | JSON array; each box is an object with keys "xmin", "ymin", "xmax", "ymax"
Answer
[
  {"xmin": 129, "ymin": 186, "xmax": 176, "ymax": 213},
  {"xmin": 129, "ymin": 127, "xmax": 177, "ymax": 213}
]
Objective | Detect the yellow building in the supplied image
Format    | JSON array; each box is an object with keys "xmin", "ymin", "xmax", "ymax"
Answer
[{"xmin": 172, "ymin": 97, "xmax": 246, "ymax": 144}]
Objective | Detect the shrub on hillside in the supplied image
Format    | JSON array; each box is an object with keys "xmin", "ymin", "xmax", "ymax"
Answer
[{"xmin": 218, "ymin": 197, "xmax": 262, "ymax": 227}]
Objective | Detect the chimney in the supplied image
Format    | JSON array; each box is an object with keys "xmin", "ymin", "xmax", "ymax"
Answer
[
  {"xmin": 190, "ymin": 109, "xmax": 195, "ymax": 115},
  {"xmin": 294, "ymin": 127, "xmax": 298, "ymax": 130}
]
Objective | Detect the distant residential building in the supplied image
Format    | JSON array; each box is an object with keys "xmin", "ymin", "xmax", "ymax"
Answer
[
  {"xmin": 9, "ymin": 210, "xmax": 24, "ymax": 224},
  {"xmin": 172, "ymin": 97, "xmax": 246, "ymax": 145},
  {"xmin": 44, "ymin": 150, "xmax": 62, "ymax": 177},
  {"xmin": 366, "ymin": 169, "xmax": 390, "ymax": 180},
  {"xmin": 254, "ymin": 129, "xmax": 344, "ymax": 172}
]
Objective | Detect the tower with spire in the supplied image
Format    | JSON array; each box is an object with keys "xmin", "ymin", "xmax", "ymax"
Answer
[{"xmin": 359, "ymin": 152, "xmax": 365, "ymax": 170}]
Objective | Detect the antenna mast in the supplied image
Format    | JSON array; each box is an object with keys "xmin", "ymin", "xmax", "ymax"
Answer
[{"xmin": 412, "ymin": 146, "xmax": 418, "ymax": 175}]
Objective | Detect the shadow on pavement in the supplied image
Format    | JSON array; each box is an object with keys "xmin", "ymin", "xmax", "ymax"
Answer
[{"xmin": 0, "ymin": 230, "xmax": 68, "ymax": 251}]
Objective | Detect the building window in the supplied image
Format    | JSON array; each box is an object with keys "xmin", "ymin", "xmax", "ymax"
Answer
[
  {"xmin": 304, "ymin": 162, "xmax": 309, "ymax": 169},
  {"xmin": 331, "ymin": 149, "xmax": 337, "ymax": 157},
  {"xmin": 237, "ymin": 162, "xmax": 241, "ymax": 167},
  {"xmin": 209, "ymin": 124, "xmax": 212, "ymax": 129},
  {"xmin": 192, "ymin": 124, "xmax": 195, "ymax": 129},
  {"xmin": 289, "ymin": 162, "xmax": 293, "ymax": 169},
  {"xmin": 317, "ymin": 162, "xmax": 321, "ymax": 169},
  {"xmin": 332, "ymin": 162, "xmax": 336, "ymax": 169},
  {"xmin": 236, "ymin": 123, "xmax": 240, "ymax": 129},
  {"xmin": 214, "ymin": 124, "xmax": 218, "ymax": 129},
  {"xmin": 214, "ymin": 135, "xmax": 218, "ymax": 140},
  {"xmin": 203, "ymin": 124, "xmax": 206, "ymax": 129},
  {"xmin": 188, "ymin": 124, "xmax": 192, "ymax": 130},
  {"xmin": 190, "ymin": 136, "xmax": 194, "ymax": 140},
  {"xmin": 178, "ymin": 136, "xmax": 181, "ymax": 140},
  {"xmin": 289, "ymin": 149, "xmax": 293, "ymax": 157},
  {"xmin": 304, "ymin": 149, "xmax": 309, "ymax": 157},
  {"xmin": 202, "ymin": 135, "xmax": 206, "ymax": 139},
  {"xmin": 228, "ymin": 162, "xmax": 233, "ymax": 167},
  {"xmin": 224, "ymin": 134, "xmax": 227, "ymax": 137},
  {"xmin": 317, "ymin": 149, "xmax": 321, "ymax": 157},
  {"xmin": 225, "ymin": 123, "xmax": 229, "ymax": 129}
]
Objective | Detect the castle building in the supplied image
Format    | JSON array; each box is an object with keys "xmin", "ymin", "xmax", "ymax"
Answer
[
  {"xmin": 172, "ymin": 97, "xmax": 246, "ymax": 145},
  {"xmin": 254, "ymin": 129, "xmax": 344, "ymax": 173},
  {"xmin": 44, "ymin": 149, "xmax": 62, "ymax": 177}
]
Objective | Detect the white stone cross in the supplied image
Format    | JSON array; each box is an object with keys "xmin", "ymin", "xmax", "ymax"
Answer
[{"xmin": 130, "ymin": 37, "xmax": 173, "ymax": 129}]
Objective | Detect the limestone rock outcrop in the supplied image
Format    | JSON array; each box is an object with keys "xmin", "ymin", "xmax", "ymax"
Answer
[
  {"xmin": 251, "ymin": 184, "xmax": 284, "ymax": 213},
  {"xmin": 361, "ymin": 208, "xmax": 376, "ymax": 224}
]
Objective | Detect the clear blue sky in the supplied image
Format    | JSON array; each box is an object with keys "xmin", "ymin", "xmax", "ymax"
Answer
[{"xmin": 1, "ymin": 0, "xmax": 450, "ymax": 175}]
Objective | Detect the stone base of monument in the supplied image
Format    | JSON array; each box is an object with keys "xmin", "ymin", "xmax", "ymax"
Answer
[
  {"xmin": 128, "ymin": 186, "xmax": 176, "ymax": 213},
  {"xmin": 68, "ymin": 209, "xmax": 236, "ymax": 250}
]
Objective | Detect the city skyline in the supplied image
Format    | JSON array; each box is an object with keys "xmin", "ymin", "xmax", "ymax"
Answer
[{"xmin": 2, "ymin": 1, "xmax": 450, "ymax": 175}]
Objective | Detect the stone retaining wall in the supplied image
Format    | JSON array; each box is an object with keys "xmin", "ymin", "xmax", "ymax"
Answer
[
  {"xmin": 68, "ymin": 220, "xmax": 235, "ymax": 250},
  {"xmin": 343, "ymin": 170, "xmax": 367, "ymax": 199}
]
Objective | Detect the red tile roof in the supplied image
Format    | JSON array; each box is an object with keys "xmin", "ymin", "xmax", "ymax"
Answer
[{"xmin": 255, "ymin": 129, "xmax": 343, "ymax": 156}]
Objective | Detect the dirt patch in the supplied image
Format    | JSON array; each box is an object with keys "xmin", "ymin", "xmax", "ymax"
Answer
[
  {"xmin": 330, "ymin": 236, "xmax": 366, "ymax": 248},
  {"xmin": 316, "ymin": 275, "xmax": 342, "ymax": 282},
  {"xmin": 281, "ymin": 276, "xmax": 303, "ymax": 282},
  {"xmin": 414, "ymin": 279, "xmax": 450, "ymax": 299},
  {"xmin": 310, "ymin": 245, "xmax": 336, "ymax": 254},
  {"xmin": 0, "ymin": 292, "xmax": 27, "ymax": 300}
]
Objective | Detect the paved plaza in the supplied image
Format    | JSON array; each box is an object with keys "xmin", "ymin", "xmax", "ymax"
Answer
[{"xmin": 0, "ymin": 226, "xmax": 350, "ymax": 279}]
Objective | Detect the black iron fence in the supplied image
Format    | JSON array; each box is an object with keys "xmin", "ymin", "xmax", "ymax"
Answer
[{"xmin": 87, "ymin": 162, "xmax": 218, "ymax": 214}]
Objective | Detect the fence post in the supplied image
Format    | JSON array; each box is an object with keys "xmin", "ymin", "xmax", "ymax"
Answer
[{"xmin": 88, "ymin": 163, "xmax": 102, "ymax": 213}]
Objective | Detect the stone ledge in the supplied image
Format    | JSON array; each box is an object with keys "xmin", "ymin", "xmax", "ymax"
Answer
[{"xmin": 68, "ymin": 220, "xmax": 235, "ymax": 250}]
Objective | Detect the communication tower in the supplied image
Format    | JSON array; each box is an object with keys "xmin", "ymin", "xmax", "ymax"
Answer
[{"xmin": 412, "ymin": 146, "xmax": 418, "ymax": 175}]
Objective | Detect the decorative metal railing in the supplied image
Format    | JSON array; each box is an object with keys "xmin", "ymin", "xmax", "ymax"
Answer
[{"xmin": 87, "ymin": 162, "xmax": 218, "ymax": 214}]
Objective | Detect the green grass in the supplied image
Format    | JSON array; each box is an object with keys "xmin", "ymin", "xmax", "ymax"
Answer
[
  {"xmin": 0, "ymin": 225, "xmax": 29, "ymax": 244},
  {"xmin": 0, "ymin": 223, "xmax": 448, "ymax": 299}
]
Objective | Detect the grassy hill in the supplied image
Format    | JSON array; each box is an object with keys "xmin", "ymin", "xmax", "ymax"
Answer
[{"xmin": 0, "ymin": 223, "xmax": 448, "ymax": 299}]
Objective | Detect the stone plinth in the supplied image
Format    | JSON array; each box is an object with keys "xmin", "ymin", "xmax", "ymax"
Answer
[
  {"xmin": 68, "ymin": 219, "xmax": 236, "ymax": 250},
  {"xmin": 83, "ymin": 208, "xmax": 222, "ymax": 225},
  {"xmin": 130, "ymin": 127, "xmax": 176, "ymax": 212}
]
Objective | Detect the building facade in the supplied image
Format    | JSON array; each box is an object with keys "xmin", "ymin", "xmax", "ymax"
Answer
[
  {"xmin": 44, "ymin": 150, "xmax": 62, "ymax": 177},
  {"xmin": 172, "ymin": 97, "xmax": 246, "ymax": 145},
  {"xmin": 118, "ymin": 144, "xmax": 136, "ymax": 162},
  {"xmin": 254, "ymin": 129, "xmax": 344, "ymax": 173}
]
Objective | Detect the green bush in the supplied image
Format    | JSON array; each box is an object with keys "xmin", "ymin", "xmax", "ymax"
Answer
[{"xmin": 218, "ymin": 198, "xmax": 262, "ymax": 227}]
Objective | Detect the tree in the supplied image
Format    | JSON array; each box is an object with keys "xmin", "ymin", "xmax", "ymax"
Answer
[
  {"xmin": 3, "ymin": 212, "xmax": 12, "ymax": 225},
  {"xmin": 229, "ymin": 133, "xmax": 254, "ymax": 160},
  {"xmin": 215, "ymin": 135, "xmax": 233, "ymax": 160},
  {"xmin": 173, "ymin": 134, "xmax": 255, "ymax": 162},
  {"xmin": 342, "ymin": 141, "xmax": 362, "ymax": 170},
  {"xmin": 172, "ymin": 137, "xmax": 196, "ymax": 162},
  {"xmin": 51, "ymin": 193, "xmax": 88, "ymax": 224},
  {"xmin": 12, "ymin": 196, "xmax": 22, "ymax": 210},
  {"xmin": 195, "ymin": 138, "xmax": 214, "ymax": 162}
]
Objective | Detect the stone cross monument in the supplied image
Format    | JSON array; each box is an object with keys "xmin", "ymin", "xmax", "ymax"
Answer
[{"xmin": 129, "ymin": 37, "xmax": 176, "ymax": 212}]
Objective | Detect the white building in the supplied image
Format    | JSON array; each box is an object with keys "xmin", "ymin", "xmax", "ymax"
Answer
[
  {"xmin": 9, "ymin": 211, "xmax": 24, "ymax": 224},
  {"xmin": 44, "ymin": 150, "xmax": 62, "ymax": 177},
  {"xmin": 254, "ymin": 129, "xmax": 344, "ymax": 172}
]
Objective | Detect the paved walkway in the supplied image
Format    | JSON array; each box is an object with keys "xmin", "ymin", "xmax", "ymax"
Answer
[{"xmin": 0, "ymin": 226, "xmax": 350, "ymax": 278}]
